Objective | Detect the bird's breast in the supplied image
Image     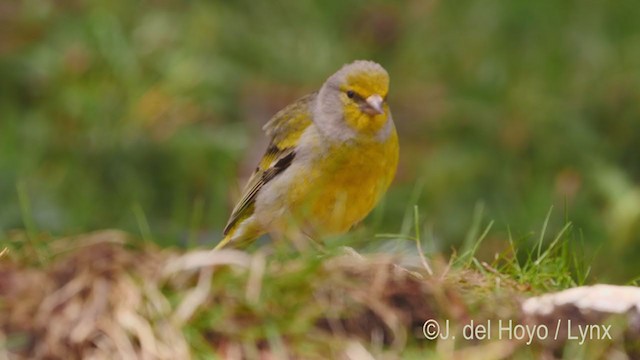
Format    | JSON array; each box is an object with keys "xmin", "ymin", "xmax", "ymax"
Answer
[{"xmin": 291, "ymin": 126, "xmax": 399, "ymax": 235}]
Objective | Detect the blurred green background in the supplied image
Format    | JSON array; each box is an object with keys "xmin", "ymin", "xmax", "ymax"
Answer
[{"xmin": 1, "ymin": 0, "xmax": 639, "ymax": 280}]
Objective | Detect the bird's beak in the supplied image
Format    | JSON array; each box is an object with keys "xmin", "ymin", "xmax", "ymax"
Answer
[{"xmin": 364, "ymin": 94, "xmax": 385, "ymax": 115}]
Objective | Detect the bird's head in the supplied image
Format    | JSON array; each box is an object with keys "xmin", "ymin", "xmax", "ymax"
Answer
[{"xmin": 316, "ymin": 60, "xmax": 391, "ymax": 139}]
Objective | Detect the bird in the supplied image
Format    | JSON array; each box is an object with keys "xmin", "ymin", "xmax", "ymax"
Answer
[{"xmin": 215, "ymin": 60, "xmax": 398, "ymax": 250}]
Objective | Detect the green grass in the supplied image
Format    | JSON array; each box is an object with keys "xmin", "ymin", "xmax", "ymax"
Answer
[
  {"xmin": 0, "ymin": 206, "xmax": 618, "ymax": 358},
  {"xmin": 1, "ymin": 0, "xmax": 640, "ymax": 280}
]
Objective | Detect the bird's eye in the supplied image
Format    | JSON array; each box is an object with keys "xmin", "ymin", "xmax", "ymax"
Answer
[{"xmin": 346, "ymin": 90, "xmax": 355, "ymax": 99}]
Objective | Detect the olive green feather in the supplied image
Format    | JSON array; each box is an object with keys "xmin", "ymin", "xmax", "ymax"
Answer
[{"xmin": 222, "ymin": 94, "xmax": 315, "ymax": 237}]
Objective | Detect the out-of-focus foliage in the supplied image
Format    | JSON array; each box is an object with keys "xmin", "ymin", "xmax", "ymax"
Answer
[{"xmin": 1, "ymin": 0, "xmax": 639, "ymax": 278}]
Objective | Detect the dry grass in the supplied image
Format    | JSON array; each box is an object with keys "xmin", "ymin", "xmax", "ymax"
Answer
[
  {"xmin": 0, "ymin": 230, "xmax": 636, "ymax": 359},
  {"xmin": 0, "ymin": 231, "xmax": 186, "ymax": 359}
]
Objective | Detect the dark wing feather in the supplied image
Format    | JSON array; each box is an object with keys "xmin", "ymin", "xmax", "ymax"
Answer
[{"xmin": 222, "ymin": 94, "xmax": 315, "ymax": 236}]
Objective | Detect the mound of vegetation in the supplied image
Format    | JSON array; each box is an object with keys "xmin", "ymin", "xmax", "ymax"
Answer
[{"xmin": 0, "ymin": 230, "xmax": 637, "ymax": 359}]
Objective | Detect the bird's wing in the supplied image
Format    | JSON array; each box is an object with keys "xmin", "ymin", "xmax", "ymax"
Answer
[{"xmin": 223, "ymin": 93, "xmax": 316, "ymax": 236}]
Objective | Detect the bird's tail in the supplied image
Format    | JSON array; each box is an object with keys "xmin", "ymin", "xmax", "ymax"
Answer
[{"xmin": 213, "ymin": 234, "xmax": 232, "ymax": 251}]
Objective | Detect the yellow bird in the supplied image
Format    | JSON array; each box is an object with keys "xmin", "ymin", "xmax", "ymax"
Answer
[{"xmin": 215, "ymin": 60, "xmax": 399, "ymax": 250}]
